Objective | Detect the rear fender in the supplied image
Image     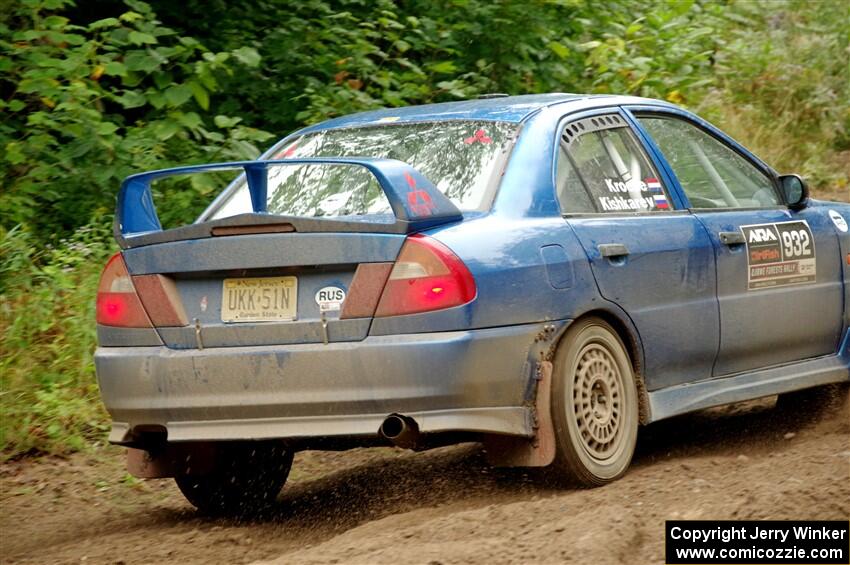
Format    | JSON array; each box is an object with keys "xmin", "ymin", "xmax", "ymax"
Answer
[{"xmin": 558, "ymin": 306, "xmax": 651, "ymax": 424}]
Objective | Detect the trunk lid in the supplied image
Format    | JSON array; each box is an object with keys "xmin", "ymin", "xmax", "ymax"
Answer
[{"xmin": 122, "ymin": 231, "xmax": 404, "ymax": 348}]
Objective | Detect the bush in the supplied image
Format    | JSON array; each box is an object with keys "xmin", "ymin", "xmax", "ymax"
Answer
[
  {"xmin": 0, "ymin": 223, "xmax": 113, "ymax": 458},
  {"xmin": 697, "ymin": 0, "xmax": 850, "ymax": 198},
  {"xmin": 0, "ymin": 0, "xmax": 273, "ymax": 243}
]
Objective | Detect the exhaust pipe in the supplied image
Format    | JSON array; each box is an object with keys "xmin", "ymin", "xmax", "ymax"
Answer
[{"xmin": 379, "ymin": 413, "xmax": 420, "ymax": 449}]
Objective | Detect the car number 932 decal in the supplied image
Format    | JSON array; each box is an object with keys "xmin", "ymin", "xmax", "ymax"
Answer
[{"xmin": 740, "ymin": 220, "xmax": 816, "ymax": 290}]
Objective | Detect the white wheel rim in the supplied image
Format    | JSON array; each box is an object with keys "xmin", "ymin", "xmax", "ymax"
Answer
[{"xmin": 572, "ymin": 342, "xmax": 624, "ymax": 461}]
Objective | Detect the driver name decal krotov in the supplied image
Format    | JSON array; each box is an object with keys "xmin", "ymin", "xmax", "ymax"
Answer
[{"xmin": 740, "ymin": 220, "xmax": 816, "ymax": 290}]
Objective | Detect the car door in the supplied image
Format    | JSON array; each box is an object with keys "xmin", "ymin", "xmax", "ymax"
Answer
[
  {"xmin": 555, "ymin": 109, "xmax": 720, "ymax": 391},
  {"xmin": 631, "ymin": 111, "xmax": 844, "ymax": 376}
]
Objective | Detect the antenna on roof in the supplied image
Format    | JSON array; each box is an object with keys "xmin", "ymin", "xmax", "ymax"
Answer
[{"xmin": 477, "ymin": 93, "xmax": 509, "ymax": 99}]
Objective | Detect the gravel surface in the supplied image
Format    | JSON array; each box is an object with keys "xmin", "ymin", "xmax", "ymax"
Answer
[{"xmin": 2, "ymin": 386, "xmax": 848, "ymax": 565}]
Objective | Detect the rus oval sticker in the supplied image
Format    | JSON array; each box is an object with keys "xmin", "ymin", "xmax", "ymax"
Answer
[
  {"xmin": 828, "ymin": 209, "xmax": 848, "ymax": 233},
  {"xmin": 315, "ymin": 286, "xmax": 346, "ymax": 311}
]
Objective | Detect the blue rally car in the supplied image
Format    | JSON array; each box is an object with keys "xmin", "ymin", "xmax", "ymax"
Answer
[{"xmin": 95, "ymin": 94, "xmax": 850, "ymax": 514}]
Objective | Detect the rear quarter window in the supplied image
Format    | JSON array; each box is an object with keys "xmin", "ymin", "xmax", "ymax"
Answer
[{"xmin": 556, "ymin": 115, "xmax": 673, "ymax": 214}]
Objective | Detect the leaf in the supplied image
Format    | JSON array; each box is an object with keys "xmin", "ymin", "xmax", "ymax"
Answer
[
  {"xmin": 196, "ymin": 67, "xmax": 217, "ymax": 90},
  {"xmin": 4, "ymin": 142, "xmax": 26, "ymax": 165},
  {"xmin": 152, "ymin": 71, "xmax": 174, "ymax": 90},
  {"xmin": 188, "ymin": 81, "xmax": 209, "ymax": 110},
  {"xmin": 214, "ymin": 115, "xmax": 241, "ymax": 128},
  {"xmin": 579, "ymin": 40, "xmax": 602, "ymax": 50},
  {"xmin": 103, "ymin": 61, "xmax": 127, "ymax": 76},
  {"xmin": 164, "ymin": 84, "xmax": 192, "ymax": 107},
  {"xmin": 625, "ymin": 22, "xmax": 643, "ymax": 36},
  {"xmin": 147, "ymin": 91, "xmax": 166, "ymax": 109},
  {"xmin": 124, "ymin": 51, "xmax": 160, "ymax": 72},
  {"xmin": 97, "ymin": 122, "xmax": 119, "ymax": 135},
  {"xmin": 666, "ymin": 90, "xmax": 685, "ymax": 104},
  {"xmin": 232, "ymin": 46, "xmax": 261, "ymax": 67},
  {"xmin": 43, "ymin": 15, "xmax": 70, "ymax": 29},
  {"xmin": 89, "ymin": 17, "xmax": 120, "ymax": 30},
  {"xmin": 190, "ymin": 174, "xmax": 218, "ymax": 195},
  {"xmin": 429, "ymin": 60, "xmax": 456, "ymax": 74},
  {"xmin": 153, "ymin": 120, "xmax": 181, "ymax": 140},
  {"xmin": 547, "ymin": 41, "xmax": 570, "ymax": 60},
  {"xmin": 119, "ymin": 11, "xmax": 143, "ymax": 22},
  {"xmin": 116, "ymin": 90, "xmax": 146, "ymax": 109},
  {"xmin": 128, "ymin": 31, "xmax": 157, "ymax": 46},
  {"xmin": 175, "ymin": 112, "xmax": 202, "ymax": 129}
]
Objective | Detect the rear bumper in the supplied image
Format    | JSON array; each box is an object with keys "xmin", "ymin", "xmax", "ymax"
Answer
[{"xmin": 95, "ymin": 322, "xmax": 565, "ymax": 444}]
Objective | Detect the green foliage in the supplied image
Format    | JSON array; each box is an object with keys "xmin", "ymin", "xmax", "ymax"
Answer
[
  {"xmin": 575, "ymin": 0, "xmax": 723, "ymax": 103},
  {"xmin": 1, "ymin": 0, "xmax": 847, "ymax": 459},
  {"xmin": 152, "ymin": 0, "xmax": 731, "ymax": 132},
  {"xmin": 1, "ymin": 224, "xmax": 113, "ymax": 458},
  {"xmin": 698, "ymin": 0, "xmax": 850, "ymax": 196},
  {"xmin": 0, "ymin": 0, "xmax": 273, "ymax": 240}
]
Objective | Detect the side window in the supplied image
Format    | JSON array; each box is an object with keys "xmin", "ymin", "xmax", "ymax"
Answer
[
  {"xmin": 556, "ymin": 114, "xmax": 673, "ymax": 214},
  {"xmin": 556, "ymin": 145, "xmax": 595, "ymax": 213},
  {"xmin": 639, "ymin": 117, "xmax": 780, "ymax": 209}
]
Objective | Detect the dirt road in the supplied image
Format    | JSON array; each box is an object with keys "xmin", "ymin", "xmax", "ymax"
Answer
[{"xmin": 2, "ymin": 386, "xmax": 848, "ymax": 565}]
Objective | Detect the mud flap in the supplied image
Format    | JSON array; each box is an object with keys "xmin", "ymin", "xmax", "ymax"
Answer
[
  {"xmin": 127, "ymin": 443, "xmax": 216, "ymax": 478},
  {"xmin": 484, "ymin": 361, "xmax": 556, "ymax": 467}
]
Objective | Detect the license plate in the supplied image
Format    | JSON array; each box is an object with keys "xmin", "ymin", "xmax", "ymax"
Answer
[{"xmin": 221, "ymin": 276, "xmax": 297, "ymax": 322}]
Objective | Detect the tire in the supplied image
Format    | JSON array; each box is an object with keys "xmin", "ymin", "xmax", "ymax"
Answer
[
  {"xmin": 175, "ymin": 441, "xmax": 293, "ymax": 516},
  {"xmin": 549, "ymin": 317, "xmax": 639, "ymax": 486}
]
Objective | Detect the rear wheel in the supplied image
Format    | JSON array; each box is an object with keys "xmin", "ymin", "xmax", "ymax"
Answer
[
  {"xmin": 175, "ymin": 441, "xmax": 293, "ymax": 516},
  {"xmin": 549, "ymin": 317, "xmax": 639, "ymax": 486}
]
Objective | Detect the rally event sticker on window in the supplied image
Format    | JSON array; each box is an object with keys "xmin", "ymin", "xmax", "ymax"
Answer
[{"xmin": 741, "ymin": 220, "xmax": 816, "ymax": 290}]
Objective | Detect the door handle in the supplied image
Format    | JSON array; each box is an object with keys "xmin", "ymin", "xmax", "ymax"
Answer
[
  {"xmin": 598, "ymin": 243, "xmax": 629, "ymax": 258},
  {"xmin": 719, "ymin": 231, "xmax": 745, "ymax": 245}
]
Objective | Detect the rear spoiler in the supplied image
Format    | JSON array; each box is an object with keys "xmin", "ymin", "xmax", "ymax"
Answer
[{"xmin": 114, "ymin": 157, "xmax": 463, "ymax": 248}]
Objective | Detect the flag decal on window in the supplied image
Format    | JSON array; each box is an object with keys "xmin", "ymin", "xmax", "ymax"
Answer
[{"xmin": 653, "ymin": 194, "xmax": 669, "ymax": 209}]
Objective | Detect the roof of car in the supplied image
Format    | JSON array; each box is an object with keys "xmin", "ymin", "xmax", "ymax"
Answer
[{"xmin": 297, "ymin": 93, "xmax": 666, "ymax": 133}]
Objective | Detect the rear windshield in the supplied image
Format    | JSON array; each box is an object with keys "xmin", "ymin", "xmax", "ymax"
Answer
[{"xmin": 208, "ymin": 120, "xmax": 517, "ymax": 220}]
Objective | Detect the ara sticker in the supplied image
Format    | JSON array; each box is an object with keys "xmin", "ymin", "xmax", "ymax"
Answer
[
  {"xmin": 377, "ymin": 116, "xmax": 401, "ymax": 123},
  {"xmin": 741, "ymin": 220, "xmax": 816, "ymax": 290},
  {"xmin": 315, "ymin": 286, "xmax": 346, "ymax": 312},
  {"xmin": 464, "ymin": 129, "xmax": 493, "ymax": 145},
  {"xmin": 828, "ymin": 209, "xmax": 848, "ymax": 233}
]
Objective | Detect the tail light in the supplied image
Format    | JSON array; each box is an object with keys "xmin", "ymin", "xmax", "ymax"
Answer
[
  {"xmin": 374, "ymin": 234, "xmax": 476, "ymax": 317},
  {"xmin": 96, "ymin": 253, "xmax": 152, "ymax": 328}
]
